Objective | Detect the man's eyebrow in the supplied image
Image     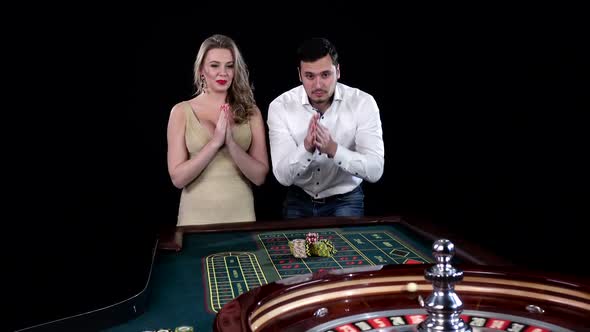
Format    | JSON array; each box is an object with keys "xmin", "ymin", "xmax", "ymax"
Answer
[{"xmin": 303, "ymin": 70, "xmax": 331, "ymax": 74}]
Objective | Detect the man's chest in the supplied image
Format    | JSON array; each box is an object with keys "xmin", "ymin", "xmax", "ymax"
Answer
[{"xmin": 288, "ymin": 110, "xmax": 357, "ymax": 148}]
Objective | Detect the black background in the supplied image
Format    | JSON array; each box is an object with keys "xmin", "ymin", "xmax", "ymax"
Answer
[{"xmin": 9, "ymin": 4, "xmax": 588, "ymax": 331}]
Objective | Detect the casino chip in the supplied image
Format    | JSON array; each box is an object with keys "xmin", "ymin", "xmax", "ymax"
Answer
[{"xmin": 175, "ymin": 326, "xmax": 194, "ymax": 332}]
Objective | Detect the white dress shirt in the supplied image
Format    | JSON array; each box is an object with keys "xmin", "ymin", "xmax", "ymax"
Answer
[{"xmin": 267, "ymin": 83, "xmax": 384, "ymax": 199}]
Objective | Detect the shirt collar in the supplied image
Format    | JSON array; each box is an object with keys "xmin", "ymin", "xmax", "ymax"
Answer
[{"xmin": 300, "ymin": 83, "xmax": 344, "ymax": 107}]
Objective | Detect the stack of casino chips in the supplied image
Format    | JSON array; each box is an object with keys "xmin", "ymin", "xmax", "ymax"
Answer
[
  {"xmin": 310, "ymin": 239, "xmax": 337, "ymax": 257},
  {"xmin": 306, "ymin": 232, "xmax": 319, "ymax": 244},
  {"xmin": 289, "ymin": 239, "xmax": 308, "ymax": 258},
  {"xmin": 289, "ymin": 233, "xmax": 337, "ymax": 258}
]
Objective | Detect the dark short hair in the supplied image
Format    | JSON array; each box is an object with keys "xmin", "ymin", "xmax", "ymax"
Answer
[{"xmin": 296, "ymin": 37, "xmax": 339, "ymax": 66}]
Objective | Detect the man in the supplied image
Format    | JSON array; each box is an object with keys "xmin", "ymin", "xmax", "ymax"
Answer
[{"xmin": 267, "ymin": 37, "xmax": 384, "ymax": 219}]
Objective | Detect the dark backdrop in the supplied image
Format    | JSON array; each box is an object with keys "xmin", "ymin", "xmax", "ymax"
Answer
[{"xmin": 10, "ymin": 5, "xmax": 588, "ymax": 331}]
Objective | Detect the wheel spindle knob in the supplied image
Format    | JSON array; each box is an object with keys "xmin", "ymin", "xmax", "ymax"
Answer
[{"xmin": 417, "ymin": 239, "xmax": 471, "ymax": 332}]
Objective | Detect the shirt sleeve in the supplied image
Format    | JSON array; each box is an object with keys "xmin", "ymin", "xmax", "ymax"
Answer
[
  {"xmin": 267, "ymin": 100, "xmax": 314, "ymax": 186},
  {"xmin": 332, "ymin": 95, "xmax": 384, "ymax": 183}
]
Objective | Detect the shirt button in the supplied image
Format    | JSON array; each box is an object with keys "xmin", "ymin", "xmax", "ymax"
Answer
[
  {"xmin": 338, "ymin": 161, "xmax": 342, "ymax": 165},
  {"xmin": 318, "ymin": 152, "xmax": 321, "ymax": 155},
  {"xmin": 316, "ymin": 182, "xmax": 319, "ymax": 185},
  {"xmin": 307, "ymin": 159, "xmax": 311, "ymax": 162},
  {"xmin": 317, "ymin": 168, "xmax": 320, "ymax": 172},
  {"xmin": 321, "ymin": 116, "xmax": 324, "ymax": 119},
  {"xmin": 355, "ymin": 172, "xmax": 358, "ymax": 175},
  {"xmin": 296, "ymin": 173, "xmax": 300, "ymax": 176}
]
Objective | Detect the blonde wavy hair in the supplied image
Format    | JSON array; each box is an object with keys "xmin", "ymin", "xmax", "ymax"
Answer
[{"xmin": 194, "ymin": 34, "xmax": 256, "ymax": 124}]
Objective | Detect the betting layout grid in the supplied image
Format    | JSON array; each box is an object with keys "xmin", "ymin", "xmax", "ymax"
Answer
[
  {"xmin": 260, "ymin": 228, "xmax": 430, "ymax": 278},
  {"xmin": 205, "ymin": 228, "xmax": 432, "ymax": 312}
]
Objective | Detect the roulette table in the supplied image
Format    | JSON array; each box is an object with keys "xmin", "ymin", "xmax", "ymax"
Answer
[{"xmin": 18, "ymin": 216, "xmax": 588, "ymax": 331}]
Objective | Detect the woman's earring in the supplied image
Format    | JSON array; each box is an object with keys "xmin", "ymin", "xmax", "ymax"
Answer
[{"xmin": 200, "ymin": 74, "xmax": 208, "ymax": 94}]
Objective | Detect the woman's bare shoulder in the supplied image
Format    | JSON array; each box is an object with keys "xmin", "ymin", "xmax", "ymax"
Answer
[
  {"xmin": 171, "ymin": 99, "xmax": 194, "ymax": 113},
  {"xmin": 249, "ymin": 104, "xmax": 262, "ymax": 117}
]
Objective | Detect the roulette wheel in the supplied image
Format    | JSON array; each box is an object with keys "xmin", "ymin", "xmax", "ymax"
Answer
[{"xmin": 214, "ymin": 239, "xmax": 589, "ymax": 332}]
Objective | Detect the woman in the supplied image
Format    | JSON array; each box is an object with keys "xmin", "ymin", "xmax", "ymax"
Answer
[{"xmin": 167, "ymin": 34, "xmax": 268, "ymax": 226}]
